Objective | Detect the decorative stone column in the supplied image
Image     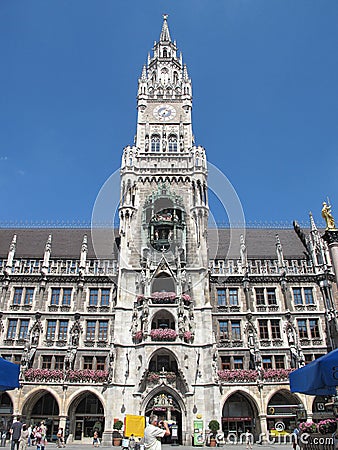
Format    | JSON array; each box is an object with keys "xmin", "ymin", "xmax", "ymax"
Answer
[
  {"xmin": 257, "ymin": 414, "xmax": 268, "ymax": 444},
  {"xmin": 323, "ymin": 230, "xmax": 338, "ymax": 286}
]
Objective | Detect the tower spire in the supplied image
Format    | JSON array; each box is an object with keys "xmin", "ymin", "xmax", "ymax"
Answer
[{"xmin": 160, "ymin": 13, "xmax": 171, "ymax": 42}]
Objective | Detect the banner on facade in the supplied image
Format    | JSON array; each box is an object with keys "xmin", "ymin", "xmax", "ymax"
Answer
[{"xmin": 124, "ymin": 415, "xmax": 145, "ymax": 438}]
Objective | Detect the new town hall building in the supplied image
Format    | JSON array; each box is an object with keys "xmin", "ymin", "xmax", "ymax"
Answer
[{"xmin": 0, "ymin": 16, "xmax": 338, "ymax": 445}]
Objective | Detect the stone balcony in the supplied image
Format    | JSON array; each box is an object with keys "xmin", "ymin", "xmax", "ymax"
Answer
[{"xmin": 23, "ymin": 368, "xmax": 109, "ymax": 384}]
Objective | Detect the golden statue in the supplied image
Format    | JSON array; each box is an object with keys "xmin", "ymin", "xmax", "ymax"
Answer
[{"xmin": 322, "ymin": 201, "xmax": 336, "ymax": 230}]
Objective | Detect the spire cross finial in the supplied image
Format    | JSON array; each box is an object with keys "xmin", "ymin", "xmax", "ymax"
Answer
[{"xmin": 163, "ymin": 13, "xmax": 168, "ymax": 20}]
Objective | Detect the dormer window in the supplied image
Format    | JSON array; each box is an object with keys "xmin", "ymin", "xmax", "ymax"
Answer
[{"xmin": 151, "ymin": 134, "xmax": 161, "ymax": 152}]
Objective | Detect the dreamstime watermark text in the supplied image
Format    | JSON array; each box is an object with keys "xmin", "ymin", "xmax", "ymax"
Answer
[{"xmin": 215, "ymin": 431, "xmax": 334, "ymax": 445}]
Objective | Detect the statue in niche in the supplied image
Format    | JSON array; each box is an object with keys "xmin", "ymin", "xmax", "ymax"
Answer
[
  {"xmin": 298, "ymin": 349, "xmax": 305, "ymax": 367},
  {"xmin": 108, "ymin": 342, "xmax": 116, "ymax": 382},
  {"xmin": 31, "ymin": 329, "xmax": 39, "ymax": 346},
  {"xmin": 240, "ymin": 235, "xmax": 247, "ymax": 269},
  {"xmin": 71, "ymin": 328, "xmax": 80, "ymax": 347},
  {"xmin": 178, "ymin": 315, "xmax": 185, "ymax": 335},
  {"xmin": 20, "ymin": 346, "xmax": 29, "ymax": 370},
  {"xmin": 142, "ymin": 298, "xmax": 149, "ymax": 321},
  {"xmin": 248, "ymin": 328, "xmax": 256, "ymax": 369},
  {"xmin": 131, "ymin": 315, "xmax": 138, "ymax": 337},
  {"xmin": 287, "ymin": 327, "xmax": 295, "ymax": 345},
  {"xmin": 65, "ymin": 347, "xmax": 76, "ymax": 370},
  {"xmin": 212, "ymin": 344, "xmax": 219, "ymax": 377},
  {"xmin": 142, "ymin": 316, "xmax": 149, "ymax": 335},
  {"xmin": 189, "ymin": 319, "xmax": 195, "ymax": 335},
  {"xmin": 276, "ymin": 235, "xmax": 284, "ymax": 268},
  {"xmin": 178, "ymin": 297, "xmax": 184, "ymax": 317},
  {"xmin": 290, "ymin": 345, "xmax": 298, "ymax": 369}
]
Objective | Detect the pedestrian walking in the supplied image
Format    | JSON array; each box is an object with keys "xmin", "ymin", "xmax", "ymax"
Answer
[
  {"xmin": 92, "ymin": 431, "xmax": 100, "ymax": 448},
  {"xmin": 10, "ymin": 418, "xmax": 23, "ymax": 450},
  {"xmin": 19, "ymin": 424, "xmax": 29, "ymax": 450},
  {"xmin": 56, "ymin": 428, "xmax": 65, "ymax": 448},
  {"xmin": 27, "ymin": 426, "xmax": 32, "ymax": 447},
  {"xmin": 245, "ymin": 429, "xmax": 252, "ymax": 450}
]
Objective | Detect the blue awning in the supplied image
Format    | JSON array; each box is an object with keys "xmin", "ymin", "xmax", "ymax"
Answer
[
  {"xmin": 289, "ymin": 349, "xmax": 338, "ymax": 396},
  {"xmin": 0, "ymin": 358, "xmax": 20, "ymax": 391}
]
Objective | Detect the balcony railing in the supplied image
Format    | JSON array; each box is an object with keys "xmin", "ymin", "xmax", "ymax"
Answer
[
  {"xmin": 5, "ymin": 259, "xmax": 118, "ymax": 276},
  {"xmin": 150, "ymin": 328, "xmax": 177, "ymax": 342},
  {"xmin": 23, "ymin": 368, "xmax": 109, "ymax": 383},
  {"xmin": 217, "ymin": 368, "xmax": 294, "ymax": 383},
  {"xmin": 209, "ymin": 259, "xmax": 315, "ymax": 276}
]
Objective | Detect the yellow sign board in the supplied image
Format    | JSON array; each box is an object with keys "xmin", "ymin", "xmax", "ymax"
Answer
[{"xmin": 124, "ymin": 415, "xmax": 145, "ymax": 438}]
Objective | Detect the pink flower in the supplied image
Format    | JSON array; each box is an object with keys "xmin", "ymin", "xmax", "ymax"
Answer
[
  {"xmin": 134, "ymin": 331, "xmax": 143, "ymax": 342},
  {"xmin": 183, "ymin": 331, "xmax": 192, "ymax": 342},
  {"xmin": 150, "ymin": 328, "xmax": 177, "ymax": 341},
  {"xmin": 182, "ymin": 294, "xmax": 191, "ymax": 303}
]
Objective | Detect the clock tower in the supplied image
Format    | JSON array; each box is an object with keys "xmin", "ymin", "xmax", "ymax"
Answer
[{"xmin": 112, "ymin": 15, "xmax": 215, "ymax": 442}]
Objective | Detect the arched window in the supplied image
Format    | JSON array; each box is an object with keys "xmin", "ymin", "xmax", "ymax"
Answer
[
  {"xmin": 173, "ymin": 72, "xmax": 178, "ymax": 84},
  {"xmin": 151, "ymin": 134, "xmax": 161, "ymax": 152},
  {"xmin": 163, "ymin": 48, "xmax": 167, "ymax": 58},
  {"xmin": 168, "ymin": 135, "xmax": 178, "ymax": 152}
]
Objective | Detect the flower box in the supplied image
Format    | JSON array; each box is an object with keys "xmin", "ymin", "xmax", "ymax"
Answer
[
  {"xmin": 150, "ymin": 292, "xmax": 177, "ymax": 304},
  {"xmin": 218, "ymin": 368, "xmax": 295, "ymax": 383},
  {"xmin": 150, "ymin": 328, "xmax": 177, "ymax": 341},
  {"xmin": 23, "ymin": 368, "xmax": 109, "ymax": 384}
]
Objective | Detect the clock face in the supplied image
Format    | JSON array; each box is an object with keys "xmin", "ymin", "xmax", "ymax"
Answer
[{"xmin": 153, "ymin": 104, "xmax": 177, "ymax": 121}]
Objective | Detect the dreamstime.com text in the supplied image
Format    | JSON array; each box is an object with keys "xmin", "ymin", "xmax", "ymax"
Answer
[{"xmin": 215, "ymin": 432, "xmax": 335, "ymax": 445}]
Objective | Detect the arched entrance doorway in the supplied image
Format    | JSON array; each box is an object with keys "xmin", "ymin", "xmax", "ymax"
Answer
[
  {"xmin": 0, "ymin": 393, "xmax": 13, "ymax": 433},
  {"xmin": 145, "ymin": 391, "xmax": 182, "ymax": 444},
  {"xmin": 267, "ymin": 390, "xmax": 304, "ymax": 435},
  {"xmin": 68, "ymin": 392, "xmax": 104, "ymax": 442},
  {"xmin": 22, "ymin": 391, "xmax": 59, "ymax": 441},
  {"xmin": 222, "ymin": 392, "xmax": 258, "ymax": 440}
]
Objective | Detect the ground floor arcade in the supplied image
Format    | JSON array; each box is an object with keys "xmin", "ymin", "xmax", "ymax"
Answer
[{"xmin": 0, "ymin": 384, "xmax": 326, "ymax": 445}]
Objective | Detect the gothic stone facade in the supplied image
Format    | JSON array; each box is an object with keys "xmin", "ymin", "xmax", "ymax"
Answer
[{"xmin": 0, "ymin": 17, "xmax": 337, "ymax": 445}]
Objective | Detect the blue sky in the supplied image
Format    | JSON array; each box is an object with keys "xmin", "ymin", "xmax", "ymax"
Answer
[{"xmin": 0, "ymin": 0, "xmax": 337, "ymax": 228}]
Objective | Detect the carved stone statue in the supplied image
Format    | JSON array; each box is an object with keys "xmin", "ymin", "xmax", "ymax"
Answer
[
  {"xmin": 21, "ymin": 347, "xmax": 29, "ymax": 370},
  {"xmin": 31, "ymin": 329, "xmax": 39, "ymax": 346},
  {"xmin": 131, "ymin": 315, "xmax": 138, "ymax": 336},
  {"xmin": 322, "ymin": 202, "xmax": 336, "ymax": 230},
  {"xmin": 65, "ymin": 347, "xmax": 76, "ymax": 370},
  {"xmin": 287, "ymin": 327, "xmax": 295, "ymax": 345},
  {"xmin": 142, "ymin": 298, "xmax": 149, "ymax": 318},
  {"xmin": 178, "ymin": 315, "xmax": 185, "ymax": 335},
  {"xmin": 276, "ymin": 234, "xmax": 285, "ymax": 268},
  {"xmin": 142, "ymin": 316, "xmax": 148, "ymax": 335},
  {"xmin": 212, "ymin": 344, "xmax": 219, "ymax": 377},
  {"xmin": 108, "ymin": 342, "xmax": 116, "ymax": 382},
  {"xmin": 240, "ymin": 235, "xmax": 248, "ymax": 269},
  {"xmin": 189, "ymin": 319, "xmax": 195, "ymax": 335},
  {"xmin": 71, "ymin": 328, "xmax": 80, "ymax": 347},
  {"xmin": 177, "ymin": 297, "xmax": 184, "ymax": 317}
]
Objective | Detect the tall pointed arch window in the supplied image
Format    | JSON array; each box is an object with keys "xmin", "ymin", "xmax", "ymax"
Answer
[
  {"xmin": 168, "ymin": 135, "xmax": 178, "ymax": 152},
  {"xmin": 151, "ymin": 134, "xmax": 161, "ymax": 152}
]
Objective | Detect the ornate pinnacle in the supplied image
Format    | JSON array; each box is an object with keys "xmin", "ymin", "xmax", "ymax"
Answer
[{"xmin": 160, "ymin": 14, "xmax": 171, "ymax": 42}]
